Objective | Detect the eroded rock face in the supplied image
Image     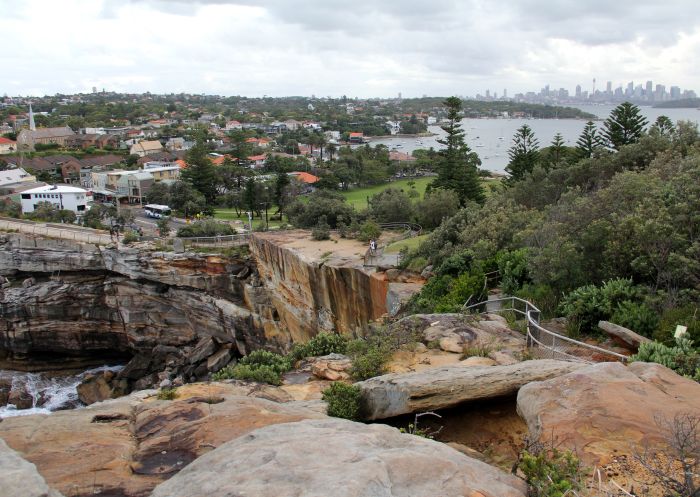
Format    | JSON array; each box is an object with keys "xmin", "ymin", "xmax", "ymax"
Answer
[
  {"xmin": 0, "ymin": 382, "xmax": 324, "ymax": 497},
  {"xmin": 358, "ymin": 359, "xmax": 586, "ymax": 420},
  {"xmin": 149, "ymin": 418, "xmax": 528, "ymax": 497},
  {"xmin": 516, "ymin": 361, "xmax": 700, "ymax": 466},
  {"xmin": 249, "ymin": 231, "xmax": 424, "ymax": 341}
]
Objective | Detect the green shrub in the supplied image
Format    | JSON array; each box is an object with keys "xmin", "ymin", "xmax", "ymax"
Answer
[
  {"xmin": 408, "ymin": 270, "xmax": 486, "ymax": 314},
  {"xmin": 516, "ymin": 284, "xmax": 559, "ymax": 318},
  {"xmin": 122, "ymin": 230, "xmax": 139, "ymax": 245},
  {"xmin": 406, "ymin": 256, "xmax": 428, "ymax": 273},
  {"xmin": 611, "ymin": 300, "xmax": 659, "ymax": 337},
  {"xmin": 558, "ymin": 278, "xmax": 641, "ymax": 336},
  {"xmin": 631, "ymin": 336, "xmax": 700, "ymax": 381},
  {"xmin": 519, "ymin": 448, "xmax": 583, "ymax": 497},
  {"xmin": 157, "ymin": 387, "xmax": 178, "ymax": 400},
  {"xmin": 461, "ymin": 345, "xmax": 493, "ymax": 359},
  {"xmin": 654, "ymin": 304, "xmax": 700, "ymax": 345},
  {"xmin": 222, "ymin": 364, "xmax": 284, "ymax": 385},
  {"xmin": 311, "ymin": 215, "xmax": 331, "ymax": 240},
  {"xmin": 496, "ymin": 248, "xmax": 530, "ymax": 295},
  {"xmin": 177, "ymin": 219, "xmax": 235, "ymax": 237},
  {"xmin": 349, "ymin": 347, "xmax": 387, "ymax": 381},
  {"xmin": 322, "ymin": 382, "xmax": 361, "ymax": 420},
  {"xmin": 290, "ymin": 332, "xmax": 348, "ymax": 362},
  {"xmin": 212, "ymin": 350, "xmax": 291, "ymax": 385},
  {"xmin": 357, "ymin": 220, "xmax": 381, "ymax": 243}
]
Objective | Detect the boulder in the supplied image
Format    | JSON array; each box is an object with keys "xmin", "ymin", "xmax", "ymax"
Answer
[
  {"xmin": 149, "ymin": 418, "xmax": 527, "ymax": 497},
  {"xmin": 517, "ymin": 361, "xmax": 700, "ymax": 466},
  {"xmin": 0, "ymin": 382, "xmax": 322, "ymax": 497},
  {"xmin": 0, "ymin": 439, "xmax": 63, "ymax": 497},
  {"xmin": 358, "ymin": 359, "xmax": 585, "ymax": 420},
  {"xmin": 439, "ymin": 334, "xmax": 465, "ymax": 353},
  {"xmin": 309, "ymin": 353, "xmax": 352, "ymax": 381},
  {"xmin": 460, "ymin": 356, "xmax": 497, "ymax": 367},
  {"xmin": 206, "ymin": 347, "xmax": 232, "ymax": 372},
  {"xmin": 76, "ymin": 374, "xmax": 113, "ymax": 405},
  {"xmin": 598, "ymin": 320, "xmax": 651, "ymax": 352}
]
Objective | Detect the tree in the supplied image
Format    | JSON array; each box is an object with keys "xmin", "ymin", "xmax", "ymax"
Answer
[
  {"xmin": 327, "ymin": 143, "xmax": 338, "ymax": 162},
  {"xmin": 367, "ymin": 188, "xmax": 415, "ymax": 223},
  {"xmin": 181, "ymin": 140, "xmax": 218, "ymax": 204},
  {"xmin": 550, "ymin": 133, "xmax": 565, "ymax": 167},
  {"xmin": 576, "ymin": 121, "xmax": 604, "ymax": 159},
  {"xmin": 243, "ymin": 177, "xmax": 258, "ymax": 215},
  {"xmin": 416, "ymin": 189, "xmax": 460, "ymax": 230},
  {"xmin": 506, "ymin": 124, "xmax": 540, "ymax": 182},
  {"xmin": 157, "ymin": 217, "xmax": 171, "ymax": 237},
  {"xmin": 431, "ymin": 96, "xmax": 484, "ymax": 205},
  {"xmin": 274, "ymin": 171, "xmax": 290, "ymax": 213},
  {"xmin": 602, "ymin": 102, "xmax": 648, "ymax": 150},
  {"xmin": 652, "ymin": 115, "xmax": 675, "ymax": 137}
]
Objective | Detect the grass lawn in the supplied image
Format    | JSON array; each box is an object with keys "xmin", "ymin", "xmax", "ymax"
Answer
[
  {"xmin": 341, "ymin": 177, "xmax": 433, "ymax": 209},
  {"xmin": 384, "ymin": 234, "xmax": 429, "ymax": 254},
  {"xmin": 213, "ymin": 208, "xmax": 286, "ymax": 229}
]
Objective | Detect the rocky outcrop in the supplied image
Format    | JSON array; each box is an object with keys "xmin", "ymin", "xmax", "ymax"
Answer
[
  {"xmin": 149, "ymin": 418, "xmax": 528, "ymax": 497},
  {"xmin": 0, "ymin": 439, "xmax": 63, "ymax": 497},
  {"xmin": 0, "ymin": 232, "xmax": 289, "ymax": 392},
  {"xmin": 358, "ymin": 359, "xmax": 585, "ymax": 420},
  {"xmin": 0, "ymin": 382, "xmax": 324, "ymax": 497},
  {"xmin": 517, "ymin": 361, "xmax": 700, "ymax": 466},
  {"xmin": 390, "ymin": 313, "xmax": 527, "ymax": 356},
  {"xmin": 598, "ymin": 320, "xmax": 651, "ymax": 352},
  {"xmin": 249, "ymin": 231, "xmax": 423, "ymax": 340}
]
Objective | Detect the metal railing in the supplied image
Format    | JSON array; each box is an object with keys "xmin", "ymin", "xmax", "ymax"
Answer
[
  {"xmin": 0, "ymin": 217, "xmax": 113, "ymax": 245},
  {"xmin": 177, "ymin": 233, "xmax": 250, "ymax": 247},
  {"xmin": 464, "ymin": 295, "xmax": 629, "ymax": 364}
]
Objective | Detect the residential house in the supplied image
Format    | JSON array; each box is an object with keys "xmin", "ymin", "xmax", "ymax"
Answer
[
  {"xmin": 385, "ymin": 121, "xmax": 401, "ymax": 135},
  {"xmin": 0, "ymin": 168, "xmax": 36, "ymax": 187},
  {"xmin": 0, "ymin": 136, "xmax": 16, "ymax": 154},
  {"xmin": 348, "ymin": 132, "xmax": 364, "ymax": 144},
  {"xmin": 19, "ymin": 184, "xmax": 90, "ymax": 214},
  {"xmin": 16, "ymin": 126, "xmax": 76, "ymax": 151},
  {"xmin": 388, "ymin": 151, "xmax": 416, "ymax": 163},
  {"xmin": 245, "ymin": 137, "xmax": 272, "ymax": 149},
  {"xmin": 324, "ymin": 130, "xmax": 340, "ymax": 142},
  {"xmin": 117, "ymin": 171, "xmax": 153, "ymax": 204},
  {"xmin": 247, "ymin": 154, "xmax": 267, "ymax": 169},
  {"xmin": 130, "ymin": 140, "xmax": 163, "ymax": 157},
  {"xmin": 225, "ymin": 120, "xmax": 242, "ymax": 130},
  {"xmin": 164, "ymin": 137, "xmax": 186, "ymax": 151},
  {"xmin": 284, "ymin": 119, "xmax": 301, "ymax": 131},
  {"xmin": 288, "ymin": 171, "xmax": 318, "ymax": 194}
]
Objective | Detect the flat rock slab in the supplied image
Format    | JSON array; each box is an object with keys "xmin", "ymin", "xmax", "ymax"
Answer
[
  {"xmin": 517, "ymin": 361, "xmax": 700, "ymax": 466},
  {"xmin": 150, "ymin": 418, "xmax": 527, "ymax": 497},
  {"xmin": 358, "ymin": 359, "xmax": 585, "ymax": 420},
  {"xmin": 0, "ymin": 439, "xmax": 63, "ymax": 497}
]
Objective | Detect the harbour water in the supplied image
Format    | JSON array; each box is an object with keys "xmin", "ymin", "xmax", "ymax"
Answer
[
  {"xmin": 368, "ymin": 104, "xmax": 700, "ymax": 173},
  {"xmin": 0, "ymin": 365, "xmax": 124, "ymax": 418}
]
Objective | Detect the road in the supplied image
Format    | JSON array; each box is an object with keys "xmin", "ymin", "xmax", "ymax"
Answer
[{"xmin": 119, "ymin": 206, "xmax": 188, "ymax": 235}]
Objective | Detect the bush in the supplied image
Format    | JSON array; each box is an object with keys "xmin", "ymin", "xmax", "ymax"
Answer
[
  {"xmin": 357, "ymin": 219, "xmax": 382, "ymax": 243},
  {"xmin": 496, "ymin": 249, "xmax": 530, "ymax": 295},
  {"xmin": 416, "ymin": 189, "xmax": 460, "ymax": 230},
  {"xmin": 654, "ymin": 305, "xmax": 700, "ymax": 345},
  {"xmin": 367, "ymin": 188, "xmax": 415, "ymax": 223},
  {"xmin": 122, "ymin": 229, "xmax": 139, "ymax": 245},
  {"xmin": 558, "ymin": 278, "xmax": 641, "ymax": 336},
  {"xmin": 217, "ymin": 364, "xmax": 285, "ymax": 385},
  {"xmin": 631, "ymin": 336, "xmax": 700, "ymax": 381},
  {"xmin": 311, "ymin": 215, "xmax": 331, "ymax": 240},
  {"xmin": 157, "ymin": 387, "xmax": 178, "ymax": 400},
  {"xmin": 177, "ymin": 219, "xmax": 235, "ymax": 237},
  {"xmin": 212, "ymin": 350, "xmax": 291, "ymax": 385},
  {"xmin": 322, "ymin": 382, "xmax": 361, "ymax": 420},
  {"xmin": 290, "ymin": 332, "xmax": 348, "ymax": 362},
  {"xmin": 519, "ymin": 448, "xmax": 583, "ymax": 497},
  {"xmin": 611, "ymin": 300, "xmax": 659, "ymax": 338},
  {"xmin": 286, "ymin": 190, "xmax": 354, "ymax": 228},
  {"xmin": 516, "ymin": 284, "xmax": 559, "ymax": 318}
]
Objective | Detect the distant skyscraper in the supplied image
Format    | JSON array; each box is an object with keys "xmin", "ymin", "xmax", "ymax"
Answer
[
  {"xmin": 670, "ymin": 86, "xmax": 681, "ymax": 99},
  {"xmin": 485, "ymin": 89, "xmax": 490, "ymax": 98},
  {"xmin": 503, "ymin": 89, "xmax": 507, "ymax": 98},
  {"xmin": 645, "ymin": 81, "xmax": 653, "ymax": 99},
  {"xmin": 606, "ymin": 81, "xmax": 612, "ymax": 94},
  {"xmin": 575, "ymin": 84, "xmax": 582, "ymax": 98}
]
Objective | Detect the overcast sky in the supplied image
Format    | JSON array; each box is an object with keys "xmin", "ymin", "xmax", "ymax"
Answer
[{"xmin": 2, "ymin": 0, "xmax": 699, "ymax": 98}]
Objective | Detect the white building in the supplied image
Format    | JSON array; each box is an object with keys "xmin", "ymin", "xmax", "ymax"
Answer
[
  {"xmin": 0, "ymin": 168, "xmax": 35, "ymax": 187},
  {"xmin": 20, "ymin": 185, "xmax": 90, "ymax": 214}
]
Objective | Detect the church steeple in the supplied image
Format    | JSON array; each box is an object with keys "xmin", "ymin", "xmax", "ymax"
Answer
[{"xmin": 29, "ymin": 103, "xmax": 36, "ymax": 131}]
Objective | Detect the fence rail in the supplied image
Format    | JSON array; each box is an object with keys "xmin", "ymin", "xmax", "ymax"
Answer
[
  {"xmin": 0, "ymin": 217, "xmax": 113, "ymax": 245},
  {"xmin": 177, "ymin": 233, "xmax": 250, "ymax": 247},
  {"xmin": 464, "ymin": 295, "xmax": 629, "ymax": 364}
]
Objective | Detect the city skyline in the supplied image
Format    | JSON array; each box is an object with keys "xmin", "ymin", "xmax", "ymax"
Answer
[{"xmin": 1, "ymin": 0, "xmax": 699, "ymax": 98}]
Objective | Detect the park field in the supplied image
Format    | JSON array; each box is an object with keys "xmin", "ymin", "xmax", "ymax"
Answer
[{"xmin": 340, "ymin": 177, "xmax": 432, "ymax": 209}]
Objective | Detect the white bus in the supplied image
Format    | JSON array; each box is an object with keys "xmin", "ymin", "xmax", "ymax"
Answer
[{"xmin": 143, "ymin": 204, "xmax": 172, "ymax": 219}]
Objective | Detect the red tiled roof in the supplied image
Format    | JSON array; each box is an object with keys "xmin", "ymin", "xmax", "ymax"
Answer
[
  {"xmin": 247, "ymin": 154, "xmax": 266, "ymax": 161},
  {"xmin": 290, "ymin": 172, "xmax": 319, "ymax": 184},
  {"xmin": 349, "ymin": 132, "xmax": 363, "ymax": 137},
  {"xmin": 0, "ymin": 137, "xmax": 16, "ymax": 144},
  {"xmin": 389, "ymin": 151, "xmax": 416, "ymax": 162}
]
